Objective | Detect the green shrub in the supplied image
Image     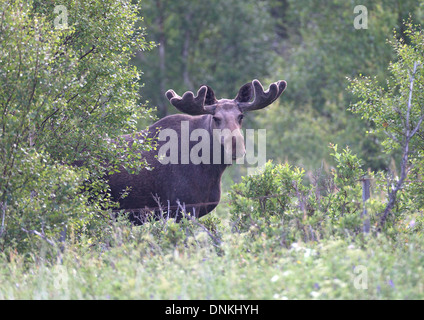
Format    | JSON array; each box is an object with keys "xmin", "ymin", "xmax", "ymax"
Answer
[
  {"xmin": 0, "ymin": 0, "xmax": 154, "ymax": 254},
  {"xmin": 0, "ymin": 149, "xmax": 92, "ymax": 253},
  {"xmin": 228, "ymin": 146, "xmax": 387, "ymax": 249}
]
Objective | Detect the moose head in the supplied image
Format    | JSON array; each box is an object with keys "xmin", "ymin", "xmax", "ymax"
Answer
[{"xmin": 165, "ymin": 79, "xmax": 287, "ymax": 163}]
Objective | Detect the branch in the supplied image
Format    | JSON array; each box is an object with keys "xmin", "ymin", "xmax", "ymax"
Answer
[
  {"xmin": 380, "ymin": 61, "xmax": 421, "ymax": 228},
  {"xmin": 0, "ymin": 201, "xmax": 6, "ymax": 239},
  {"xmin": 21, "ymin": 228, "xmax": 56, "ymax": 247},
  {"xmin": 410, "ymin": 114, "xmax": 424, "ymax": 139},
  {"xmin": 79, "ymin": 45, "xmax": 96, "ymax": 60},
  {"xmin": 383, "ymin": 129, "xmax": 401, "ymax": 144},
  {"xmin": 176, "ymin": 200, "xmax": 221, "ymax": 245},
  {"xmin": 51, "ymin": 31, "xmax": 82, "ymax": 61},
  {"xmin": 405, "ymin": 62, "xmax": 421, "ymax": 136}
]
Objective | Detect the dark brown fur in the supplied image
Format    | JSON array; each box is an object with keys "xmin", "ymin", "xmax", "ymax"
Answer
[{"xmin": 108, "ymin": 114, "xmax": 226, "ymax": 223}]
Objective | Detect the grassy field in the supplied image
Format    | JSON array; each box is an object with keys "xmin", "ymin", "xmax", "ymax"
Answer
[
  {"xmin": 1, "ymin": 161, "xmax": 423, "ymax": 300},
  {"xmin": 1, "ymin": 212, "xmax": 423, "ymax": 300}
]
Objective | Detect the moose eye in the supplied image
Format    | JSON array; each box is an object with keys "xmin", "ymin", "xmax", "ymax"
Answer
[{"xmin": 213, "ymin": 117, "xmax": 221, "ymax": 125}]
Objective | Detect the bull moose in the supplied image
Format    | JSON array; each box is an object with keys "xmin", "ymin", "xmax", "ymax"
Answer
[{"xmin": 108, "ymin": 79, "xmax": 287, "ymax": 224}]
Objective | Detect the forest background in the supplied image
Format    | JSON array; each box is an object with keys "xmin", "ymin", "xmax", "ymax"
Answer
[{"xmin": 1, "ymin": 0, "xmax": 424, "ymax": 300}]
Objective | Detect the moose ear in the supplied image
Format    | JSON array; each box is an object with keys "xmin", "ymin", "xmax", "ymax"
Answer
[
  {"xmin": 203, "ymin": 85, "xmax": 218, "ymax": 106},
  {"xmin": 234, "ymin": 82, "xmax": 254, "ymax": 103}
]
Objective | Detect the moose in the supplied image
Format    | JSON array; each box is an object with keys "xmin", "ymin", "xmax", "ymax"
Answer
[{"xmin": 108, "ymin": 79, "xmax": 287, "ymax": 224}]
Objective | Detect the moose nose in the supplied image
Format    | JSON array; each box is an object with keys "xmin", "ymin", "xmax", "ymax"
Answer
[{"xmin": 232, "ymin": 136, "xmax": 237, "ymax": 151}]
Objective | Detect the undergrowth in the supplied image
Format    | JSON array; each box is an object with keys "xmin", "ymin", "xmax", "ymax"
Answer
[{"xmin": 1, "ymin": 147, "xmax": 423, "ymax": 299}]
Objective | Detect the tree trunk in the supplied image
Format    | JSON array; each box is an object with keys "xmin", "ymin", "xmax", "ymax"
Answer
[{"xmin": 156, "ymin": 0, "xmax": 167, "ymax": 117}]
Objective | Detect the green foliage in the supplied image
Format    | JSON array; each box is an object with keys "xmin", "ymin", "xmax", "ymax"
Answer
[
  {"xmin": 330, "ymin": 143, "xmax": 365, "ymax": 186},
  {"xmin": 0, "ymin": 148, "xmax": 91, "ymax": 253},
  {"xmin": 135, "ymin": 0, "xmax": 277, "ymax": 116},
  {"xmin": 1, "ymin": 1, "xmax": 424, "ymax": 301},
  {"xmin": 0, "ymin": 147, "xmax": 422, "ymax": 299},
  {"xmin": 1, "ymin": 212, "xmax": 424, "ymax": 299},
  {"xmin": 349, "ymin": 20, "xmax": 424, "ymax": 155},
  {"xmin": 349, "ymin": 21, "xmax": 424, "ymax": 221},
  {"xmin": 256, "ymin": 101, "xmax": 334, "ymax": 169},
  {"xmin": 259, "ymin": 0, "xmax": 424, "ymax": 171},
  {"xmin": 228, "ymin": 147, "xmax": 386, "ymax": 248},
  {"xmin": 0, "ymin": 0, "xmax": 154, "ymax": 252},
  {"xmin": 230, "ymin": 161, "xmax": 304, "ymax": 230}
]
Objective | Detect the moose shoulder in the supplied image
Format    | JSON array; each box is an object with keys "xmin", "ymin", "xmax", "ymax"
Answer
[{"xmin": 108, "ymin": 79, "xmax": 287, "ymax": 224}]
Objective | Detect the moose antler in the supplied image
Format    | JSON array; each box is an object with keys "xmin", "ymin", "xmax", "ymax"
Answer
[
  {"xmin": 166, "ymin": 86, "xmax": 216, "ymax": 115},
  {"xmin": 237, "ymin": 79, "xmax": 287, "ymax": 111}
]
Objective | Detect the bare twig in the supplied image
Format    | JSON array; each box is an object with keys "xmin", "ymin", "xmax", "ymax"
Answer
[
  {"xmin": 176, "ymin": 200, "xmax": 221, "ymax": 245},
  {"xmin": 0, "ymin": 201, "xmax": 6, "ymax": 238},
  {"xmin": 113, "ymin": 193, "xmax": 295, "ymax": 214},
  {"xmin": 167, "ymin": 200, "xmax": 170, "ymax": 220},
  {"xmin": 152, "ymin": 193, "xmax": 164, "ymax": 220},
  {"xmin": 361, "ymin": 178, "xmax": 371, "ymax": 234}
]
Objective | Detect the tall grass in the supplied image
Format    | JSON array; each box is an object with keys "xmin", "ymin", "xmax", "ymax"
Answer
[{"xmin": 1, "ymin": 214, "xmax": 423, "ymax": 299}]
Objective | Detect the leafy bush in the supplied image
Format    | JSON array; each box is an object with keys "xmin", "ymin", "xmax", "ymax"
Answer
[
  {"xmin": 349, "ymin": 20, "xmax": 424, "ymax": 227},
  {"xmin": 228, "ymin": 146, "xmax": 390, "ymax": 250},
  {"xmin": 0, "ymin": 149, "xmax": 92, "ymax": 253},
  {"xmin": 0, "ymin": 0, "xmax": 154, "ymax": 253}
]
